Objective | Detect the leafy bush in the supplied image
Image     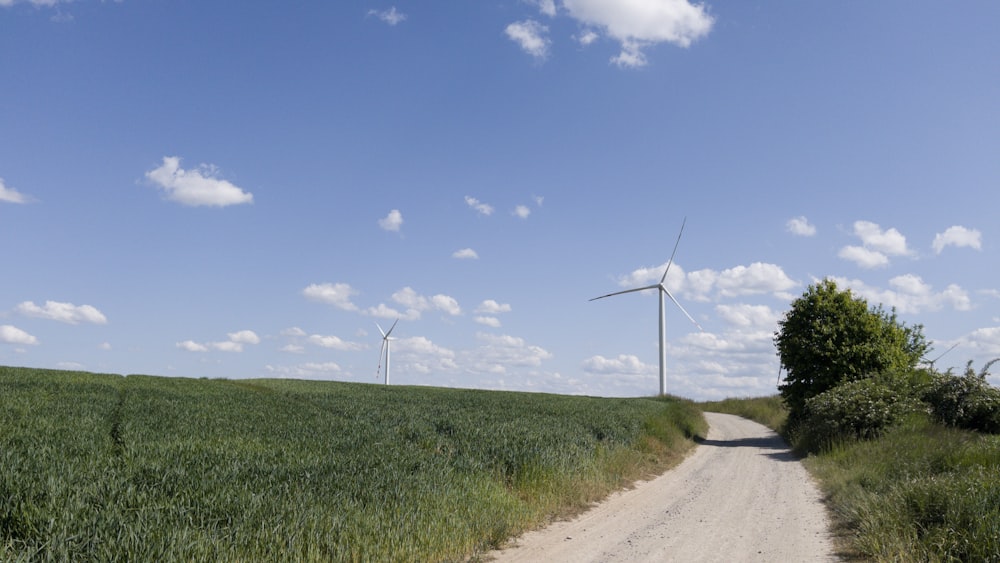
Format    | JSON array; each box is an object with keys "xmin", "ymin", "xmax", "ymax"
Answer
[
  {"xmin": 921, "ymin": 362, "xmax": 1000, "ymax": 433},
  {"xmin": 775, "ymin": 279, "xmax": 927, "ymax": 423},
  {"xmin": 796, "ymin": 377, "xmax": 925, "ymax": 452}
]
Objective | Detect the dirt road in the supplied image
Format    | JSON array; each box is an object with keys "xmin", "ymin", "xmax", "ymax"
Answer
[{"xmin": 490, "ymin": 412, "xmax": 836, "ymax": 562}]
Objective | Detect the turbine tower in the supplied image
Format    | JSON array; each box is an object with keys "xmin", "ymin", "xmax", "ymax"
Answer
[
  {"xmin": 590, "ymin": 218, "xmax": 702, "ymax": 396},
  {"xmin": 376, "ymin": 319, "xmax": 399, "ymax": 385}
]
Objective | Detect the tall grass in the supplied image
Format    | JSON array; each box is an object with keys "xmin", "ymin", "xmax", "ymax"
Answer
[
  {"xmin": 0, "ymin": 366, "xmax": 705, "ymax": 561},
  {"xmin": 698, "ymin": 395, "xmax": 787, "ymax": 431}
]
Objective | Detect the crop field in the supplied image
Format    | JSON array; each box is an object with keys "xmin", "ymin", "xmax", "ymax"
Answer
[{"xmin": 0, "ymin": 366, "xmax": 704, "ymax": 561}]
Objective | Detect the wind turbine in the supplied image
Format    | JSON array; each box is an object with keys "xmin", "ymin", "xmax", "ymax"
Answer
[
  {"xmin": 376, "ymin": 319, "xmax": 399, "ymax": 385},
  {"xmin": 590, "ymin": 218, "xmax": 702, "ymax": 396}
]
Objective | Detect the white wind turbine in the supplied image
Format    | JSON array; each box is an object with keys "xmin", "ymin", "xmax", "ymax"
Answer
[
  {"xmin": 376, "ymin": 319, "xmax": 399, "ymax": 385},
  {"xmin": 590, "ymin": 218, "xmax": 702, "ymax": 396}
]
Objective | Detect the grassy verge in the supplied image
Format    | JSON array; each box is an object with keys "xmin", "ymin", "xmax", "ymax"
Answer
[
  {"xmin": 698, "ymin": 395, "xmax": 1000, "ymax": 561},
  {"xmin": 1, "ymin": 366, "xmax": 705, "ymax": 561}
]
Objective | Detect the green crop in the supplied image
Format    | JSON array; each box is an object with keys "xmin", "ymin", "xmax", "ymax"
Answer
[{"xmin": 1, "ymin": 366, "xmax": 703, "ymax": 561}]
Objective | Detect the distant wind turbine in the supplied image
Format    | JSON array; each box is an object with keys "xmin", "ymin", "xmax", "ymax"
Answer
[
  {"xmin": 590, "ymin": 218, "xmax": 703, "ymax": 396},
  {"xmin": 376, "ymin": 319, "xmax": 399, "ymax": 385}
]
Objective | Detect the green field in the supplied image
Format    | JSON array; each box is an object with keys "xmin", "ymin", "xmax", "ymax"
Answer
[{"xmin": 1, "ymin": 366, "xmax": 705, "ymax": 561}]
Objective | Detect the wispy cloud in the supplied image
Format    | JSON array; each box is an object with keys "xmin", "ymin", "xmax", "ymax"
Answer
[
  {"xmin": 145, "ymin": 156, "xmax": 253, "ymax": 207},
  {"xmin": 0, "ymin": 178, "xmax": 31, "ymax": 204},
  {"xmin": 513, "ymin": 204, "xmax": 531, "ymax": 219},
  {"xmin": 453, "ymin": 248, "xmax": 479, "ymax": 259},
  {"xmin": 505, "ymin": 19, "xmax": 550, "ymax": 60},
  {"xmin": 16, "ymin": 300, "xmax": 107, "ymax": 324},
  {"xmin": 465, "ymin": 196, "xmax": 494, "ymax": 216},
  {"xmin": 368, "ymin": 6, "xmax": 407, "ymax": 26}
]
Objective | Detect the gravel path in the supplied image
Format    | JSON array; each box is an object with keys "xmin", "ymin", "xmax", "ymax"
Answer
[{"xmin": 489, "ymin": 412, "xmax": 837, "ymax": 562}]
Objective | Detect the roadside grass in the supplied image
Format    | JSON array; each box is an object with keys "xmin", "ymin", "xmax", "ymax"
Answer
[
  {"xmin": 698, "ymin": 395, "xmax": 1000, "ymax": 562},
  {"xmin": 698, "ymin": 395, "xmax": 787, "ymax": 431},
  {"xmin": 1, "ymin": 366, "xmax": 705, "ymax": 561}
]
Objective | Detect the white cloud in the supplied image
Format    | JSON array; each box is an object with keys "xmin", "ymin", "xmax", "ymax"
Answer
[
  {"xmin": 582, "ymin": 354, "xmax": 651, "ymax": 375},
  {"xmin": 307, "ymin": 333, "xmax": 363, "ymax": 351},
  {"xmin": 505, "ymin": 20, "xmax": 551, "ymax": 60},
  {"xmin": 0, "ymin": 178, "xmax": 30, "ymax": 204},
  {"xmin": 177, "ymin": 340, "xmax": 209, "ymax": 352},
  {"xmin": 840, "ymin": 220, "xmax": 911, "ymax": 268},
  {"xmin": 932, "ymin": 226, "xmax": 982, "ymax": 254},
  {"xmin": 466, "ymin": 332, "xmax": 552, "ymax": 374},
  {"xmin": 786, "ymin": 216, "xmax": 816, "ymax": 237},
  {"xmin": 432, "ymin": 294, "xmax": 462, "ymax": 316},
  {"xmin": 513, "ymin": 205, "xmax": 531, "ymax": 219},
  {"xmin": 395, "ymin": 336, "xmax": 459, "ymax": 374},
  {"xmin": 476, "ymin": 316, "xmax": 502, "ymax": 328},
  {"xmin": 177, "ymin": 329, "xmax": 260, "ymax": 353},
  {"xmin": 465, "ymin": 196, "xmax": 494, "ymax": 216},
  {"xmin": 228, "ymin": 330, "xmax": 260, "ymax": 345},
  {"xmin": 16, "ymin": 300, "xmax": 107, "ymax": 325},
  {"xmin": 576, "ymin": 30, "xmax": 600, "ymax": 45},
  {"xmin": 532, "ymin": 0, "xmax": 557, "ymax": 17},
  {"xmin": 378, "ymin": 209, "xmax": 403, "ymax": 232},
  {"xmin": 838, "ymin": 245, "xmax": 889, "ymax": 269},
  {"xmin": 453, "ymin": 248, "xmax": 479, "ymax": 259},
  {"xmin": 368, "ymin": 6, "xmax": 406, "ymax": 26},
  {"xmin": 265, "ymin": 362, "xmax": 343, "ymax": 379},
  {"xmin": 964, "ymin": 327, "xmax": 1000, "ymax": 355},
  {"xmin": 303, "ymin": 282, "xmax": 359, "ymax": 311},
  {"xmin": 714, "ymin": 304, "xmax": 779, "ymax": 329},
  {"xmin": 282, "ymin": 327, "xmax": 307, "ymax": 337},
  {"xmin": 392, "ymin": 287, "xmax": 428, "ymax": 310},
  {"xmin": 365, "ymin": 303, "xmax": 420, "ymax": 321},
  {"xmin": 681, "ymin": 262, "xmax": 798, "ymax": 301},
  {"xmin": 561, "ymin": 0, "xmax": 714, "ymax": 67},
  {"xmin": 99, "ymin": 342, "xmax": 112, "ymax": 351},
  {"xmin": 475, "ymin": 299, "xmax": 512, "ymax": 314},
  {"xmin": 831, "ymin": 275, "xmax": 972, "ymax": 314},
  {"xmin": 145, "ymin": 156, "xmax": 253, "ymax": 207},
  {"xmin": 1, "ymin": 325, "xmax": 38, "ymax": 346}
]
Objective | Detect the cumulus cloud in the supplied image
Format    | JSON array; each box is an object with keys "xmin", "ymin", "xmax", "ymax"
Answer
[
  {"xmin": 465, "ymin": 196, "xmax": 494, "ymax": 216},
  {"xmin": 932, "ymin": 226, "xmax": 982, "ymax": 254},
  {"xmin": 838, "ymin": 246, "xmax": 889, "ymax": 269},
  {"xmin": 513, "ymin": 205, "xmax": 531, "ymax": 219},
  {"xmin": 378, "ymin": 209, "xmax": 403, "ymax": 232},
  {"xmin": 367, "ymin": 6, "xmax": 406, "ymax": 25},
  {"xmin": 475, "ymin": 316, "xmax": 502, "ymax": 328},
  {"xmin": 505, "ymin": 20, "xmax": 550, "ymax": 60},
  {"xmin": 831, "ymin": 275, "xmax": 972, "ymax": 315},
  {"xmin": 786, "ymin": 216, "xmax": 816, "ymax": 237},
  {"xmin": 475, "ymin": 299, "xmax": 512, "ymax": 314},
  {"xmin": 582, "ymin": 353, "xmax": 651, "ymax": 375},
  {"xmin": 432, "ymin": 294, "xmax": 462, "ymax": 316},
  {"xmin": 303, "ymin": 282, "xmax": 359, "ymax": 311},
  {"xmin": 561, "ymin": 0, "xmax": 714, "ymax": 67},
  {"xmin": 466, "ymin": 332, "xmax": 552, "ymax": 374},
  {"xmin": 307, "ymin": 333, "xmax": 363, "ymax": 351},
  {"xmin": 177, "ymin": 329, "xmax": 260, "ymax": 353},
  {"xmin": 0, "ymin": 178, "xmax": 31, "ymax": 204},
  {"xmin": 839, "ymin": 220, "xmax": 912, "ymax": 268},
  {"xmin": 1, "ymin": 325, "xmax": 38, "ymax": 346},
  {"xmin": 531, "ymin": 0, "xmax": 557, "ymax": 17},
  {"xmin": 145, "ymin": 156, "xmax": 253, "ymax": 207},
  {"xmin": 682, "ymin": 263, "xmax": 798, "ymax": 301},
  {"xmin": 16, "ymin": 301, "xmax": 107, "ymax": 325},
  {"xmin": 453, "ymin": 248, "xmax": 479, "ymax": 259}
]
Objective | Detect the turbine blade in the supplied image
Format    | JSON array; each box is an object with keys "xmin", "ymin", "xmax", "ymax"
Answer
[
  {"xmin": 376, "ymin": 340, "xmax": 386, "ymax": 378},
  {"xmin": 385, "ymin": 318, "xmax": 399, "ymax": 337},
  {"xmin": 660, "ymin": 217, "xmax": 687, "ymax": 285},
  {"xmin": 589, "ymin": 284, "xmax": 660, "ymax": 301},
  {"xmin": 663, "ymin": 287, "xmax": 703, "ymax": 331},
  {"xmin": 376, "ymin": 322, "xmax": 386, "ymax": 338}
]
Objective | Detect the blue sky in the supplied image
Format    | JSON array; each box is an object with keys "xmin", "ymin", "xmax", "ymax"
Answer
[{"xmin": 2, "ymin": 0, "xmax": 998, "ymax": 399}]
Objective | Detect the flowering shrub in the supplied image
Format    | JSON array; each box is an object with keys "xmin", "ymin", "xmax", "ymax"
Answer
[
  {"xmin": 797, "ymin": 378, "xmax": 925, "ymax": 452},
  {"xmin": 921, "ymin": 370, "xmax": 1000, "ymax": 434}
]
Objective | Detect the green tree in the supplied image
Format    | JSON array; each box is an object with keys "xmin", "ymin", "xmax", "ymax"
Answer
[{"xmin": 774, "ymin": 278, "xmax": 928, "ymax": 421}]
